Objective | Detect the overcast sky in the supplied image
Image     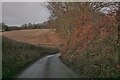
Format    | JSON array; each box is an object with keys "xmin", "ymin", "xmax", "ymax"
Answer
[
  {"xmin": 0, "ymin": 2, "xmax": 2, "ymax": 23},
  {"xmin": 2, "ymin": 2, "xmax": 50, "ymax": 26}
]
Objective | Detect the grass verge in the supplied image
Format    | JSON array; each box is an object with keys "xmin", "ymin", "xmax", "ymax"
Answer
[{"xmin": 2, "ymin": 36, "xmax": 59, "ymax": 78}]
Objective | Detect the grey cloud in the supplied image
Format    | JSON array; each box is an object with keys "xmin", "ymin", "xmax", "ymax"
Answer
[
  {"xmin": 2, "ymin": 2, "xmax": 50, "ymax": 26},
  {"xmin": 0, "ymin": 2, "xmax": 2, "ymax": 23}
]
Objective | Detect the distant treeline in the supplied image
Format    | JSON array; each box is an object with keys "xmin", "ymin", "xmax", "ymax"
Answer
[{"xmin": 1, "ymin": 22, "xmax": 49, "ymax": 31}]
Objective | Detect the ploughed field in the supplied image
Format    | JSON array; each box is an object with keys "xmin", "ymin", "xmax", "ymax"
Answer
[{"xmin": 2, "ymin": 29, "xmax": 64, "ymax": 47}]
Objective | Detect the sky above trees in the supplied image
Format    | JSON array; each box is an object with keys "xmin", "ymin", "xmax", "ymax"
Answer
[{"xmin": 2, "ymin": 2, "xmax": 50, "ymax": 26}]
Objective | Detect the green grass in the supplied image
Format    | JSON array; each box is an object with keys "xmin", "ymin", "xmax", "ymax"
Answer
[
  {"xmin": 2, "ymin": 36, "xmax": 59, "ymax": 78},
  {"xmin": 0, "ymin": 36, "xmax": 2, "ymax": 79}
]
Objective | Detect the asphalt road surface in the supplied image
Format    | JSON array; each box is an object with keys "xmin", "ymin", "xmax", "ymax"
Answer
[{"xmin": 17, "ymin": 53, "xmax": 79, "ymax": 78}]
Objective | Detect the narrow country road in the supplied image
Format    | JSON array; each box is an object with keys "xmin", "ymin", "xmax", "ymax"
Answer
[{"xmin": 17, "ymin": 53, "xmax": 79, "ymax": 78}]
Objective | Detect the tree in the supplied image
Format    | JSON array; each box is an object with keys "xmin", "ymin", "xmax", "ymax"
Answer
[
  {"xmin": 2, "ymin": 23, "xmax": 9, "ymax": 31},
  {"xmin": 47, "ymin": 2, "xmax": 119, "ymax": 77},
  {"xmin": 47, "ymin": 3, "xmax": 93, "ymax": 38}
]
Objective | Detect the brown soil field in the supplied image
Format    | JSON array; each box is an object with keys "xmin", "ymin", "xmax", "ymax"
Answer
[{"xmin": 2, "ymin": 29, "xmax": 65, "ymax": 48}]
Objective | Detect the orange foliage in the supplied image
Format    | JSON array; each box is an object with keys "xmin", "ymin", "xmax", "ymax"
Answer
[{"xmin": 61, "ymin": 12, "xmax": 117, "ymax": 63}]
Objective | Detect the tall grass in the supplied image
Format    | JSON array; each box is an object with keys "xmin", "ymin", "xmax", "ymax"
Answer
[{"xmin": 2, "ymin": 36, "xmax": 59, "ymax": 78}]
